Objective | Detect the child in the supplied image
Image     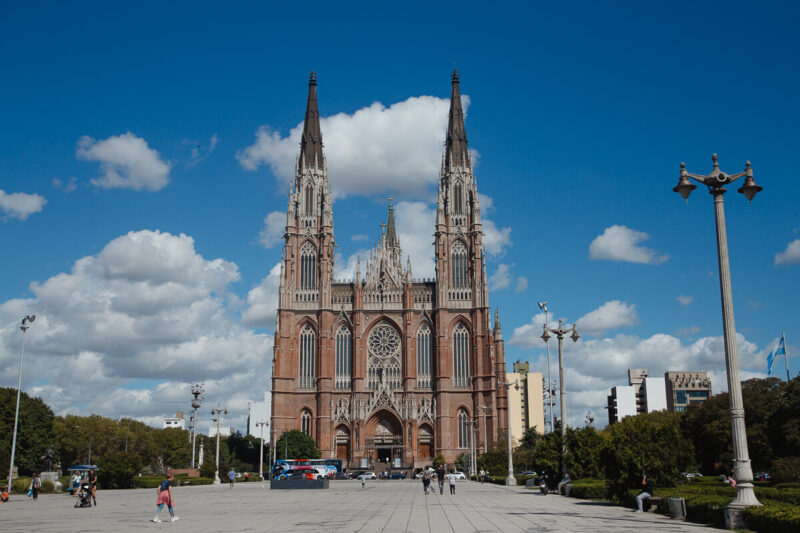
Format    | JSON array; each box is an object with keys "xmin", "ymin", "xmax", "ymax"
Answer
[
  {"xmin": 151, "ymin": 474, "xmax": 179, "ymax": 523},
  {"xmin": 1, "ymin": 486, "xmax": 9, "ymax": 502}
]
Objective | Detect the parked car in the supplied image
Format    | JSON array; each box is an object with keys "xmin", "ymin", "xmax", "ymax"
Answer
[
  {"xmin": 388, "ymin": 471, "xmax": 407, "ymax": 479},
  {"xmin": 362, "ymin": 472, "xmax": 377, "ymax": 480},
  {"xmin": 681, "ymin": 472, "xmax": 703, "ymax": 479},
  {"xmin": 452, "ymin": 471, "xmax": 466, "ymax": 480}
]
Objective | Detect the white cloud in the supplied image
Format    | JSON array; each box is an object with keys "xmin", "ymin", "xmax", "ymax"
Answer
[
  {"xmin": 676, "ymin": 294, "xmax": 694, "ymax": 306},
  {"xmin": 351, "ymin": 234, "xmax": 368, "ymax": 242},
  {"xmin": 242, "ymin": 263, "xmax": 281, "ymax": 328},
  {"xmin": 185, "ymin": 133, "xmax": 219, "ymax": 168},
  {"xmin": 0, "ymin": 190, "xmax": 46, "ymax": 220},
  {"xmin": 237, "ymin": 95, "xmax": 476, "ymax": 199},
  {"xmin": 515, "ymin": 276, "xmax": 528, "ymax": 292},
  {"xmin": 52, "ymin": 177, "xmax": 78, "ymax": 193},
  {"xmin": 576, "ymin": 300, "xmax": 640, "ymax": 336},
  {"xmin": 396, "ymin": 201, "xmax": 436, "ymax": 278},
  {"xmin": 674, "ymin": 325, "xmax": 702, "ymax": 337},
  {"xmin": 0, "ymin": 230, "xmax": 272, "ymax": 428},
  {"xmin": 489, "ymin": 264, "xmax": 512, "ymax": 291},
  {"xmin": 258, "ymin": 211, "xmax": 286, "ymax": 249},
  {"xmin": 589, "ymin": 225, "xmax": 668, "ymax": 264},
  {"xmin": 775, "ymin": 239, "xmax": 800, "ymax": 265},
  {"xmin": 77, "ymin": 132, "xmax": 171, "ymax": 191},
  {"xmin": 483, "ymin": 218, "xmax": 513, "ymax": 256}
]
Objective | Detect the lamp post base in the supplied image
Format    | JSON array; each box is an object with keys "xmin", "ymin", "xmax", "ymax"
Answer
[
  {"xmin": 505, "ymin": 475, "xmax": 517, "ymax": 486},
  {"xmin": 725, "ymin": 483, "xmax": 761, "ymax": 529},
  {"xmin": 213, "ymin": 471, "xmax": 220, "ymax": 484}
]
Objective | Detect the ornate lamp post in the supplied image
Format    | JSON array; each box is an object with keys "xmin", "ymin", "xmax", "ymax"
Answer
[
  {"xmin": 8, "ymin": 315, "xmax": 35, "ymax": 493},
  {"xmin": 211, "ymin": 403, "xmax": 228, "ymax": 484},
  {"xmin": 479, "ymin": 404, "xmax": 488, "ymax": 454},
  {"xmin": 673, "ymin": 154, "xmax": 762, "ymax": 525},
  {"xmin": 538, "ymin": 302, "xmax": 555, "ymax": 433},
  {"xmin": 504, "ymin": 380, "xmax": 519, "ymax": 485},
  {"xmin": 541, "ymin": 318, "xmax": 579, "ymax": 478},
  {"xmin": 256, "ymin": 420, "xmax": 268, "ymax": 480}
]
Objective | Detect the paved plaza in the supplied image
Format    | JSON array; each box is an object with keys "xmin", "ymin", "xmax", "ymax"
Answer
[{"xmin": 3, "ymin": 479, "xmax": 726, "ymax": 532}]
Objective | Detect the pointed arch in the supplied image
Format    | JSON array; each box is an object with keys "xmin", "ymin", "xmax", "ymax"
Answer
[
  {"xmin": 453, "ymin": 180, "xmax": 464, "ymax": 216},
  {"xmin": 335, "ymin": 324, "xmax": 352, "ymax": 389},
  {"xmin": 298, "ymin": 323, "xmax": 316, "ymax": 389},
  {"xmin": 300, "ymin": 241, "xmax": 317, "ymax": 291},
  {"xmin": 416, "ymin": 323, "xmax": 433, "ymax": 389},
  {"xmin": 304, "ymin": 185, "xmax": 314, "ymax": 216},
  {"xmin": 453, "ymin": 322, "xmax": 470, "ymax": 387},
  {"xmin": 451, "ymin": 240, "xmax": 468, "ymax": 288},
  {"xmin": 457, "ymin": 408, "xmax": 470, "ymax": 449},
  {"xmin": 301, "ymin": 408, "xmax": 313, "ymax": 436}
]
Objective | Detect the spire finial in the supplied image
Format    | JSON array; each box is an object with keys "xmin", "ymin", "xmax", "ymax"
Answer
[
  {"xmin": 445, "ymin": 70, "xmax": 468, "ymax": 171},
  {"xmin": 300, "ymin": 72, "xmax": 323, "ymax": 170},
  {"xmin": 309, "ymin": 71, "xmax": 317, "ymax": 85},
  {"xmin": 712, "ymin": 153, "xmax": 719, "ymax": 169},
  {"xmin": 385, "ymin": 197, "xmax": 399, "ymax": 249},
  {"xmin": 452, "ymin": 68, "xmax": 459, "ymax": 83}
]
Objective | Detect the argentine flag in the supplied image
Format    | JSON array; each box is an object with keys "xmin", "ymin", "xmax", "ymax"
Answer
[{"xmin": 767, "ymin": 336, "xmax": 786, "ymax": 375}]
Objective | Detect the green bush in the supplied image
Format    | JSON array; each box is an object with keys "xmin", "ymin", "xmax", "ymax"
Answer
[
  {"xmin": 774, "ymin": 482, "xmax": 800, "ymax": 490},
  {"xmin": 568, "ymin": 479, "xmax": 606, "ymax": 500},
  {"xmin": 40, "ymin": 480, "xmax": 55, "ymax": 494},
  {"xmin": 771, "ymin": 457, "xmax": 800, "ymax": 483},
  {"xmin": 199, "ymin": 460, "xmax": 216, "ymax": 479},
  {"xmin": 754, "ymin": 486, "xmax": 800, "ymax": 505},
  {"xmin": 99, "ymin": 451, "xmax": 143, "ymax": 489},
  {"xmin": 134, "ymin": 477, "xmax": 166, "ymax": 489},
  {"xmin": 59, "ymin": 476, "xmax": 72, "ymax": 491},
  {"xmin": 742, "ymin": 502, "xmax": 800, "ymax": 533},
  {"xmin": 682, "ymin": 494, "xmax": 728, "ymax": 528},
  {"xmin": 12, "ymin": 477, "xmax": 31, "ymax": 494}
]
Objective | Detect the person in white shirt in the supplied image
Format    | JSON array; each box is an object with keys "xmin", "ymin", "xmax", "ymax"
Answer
[{"xmin": 448, "ymin": 470, "xmax": 457, "ymax": 495}]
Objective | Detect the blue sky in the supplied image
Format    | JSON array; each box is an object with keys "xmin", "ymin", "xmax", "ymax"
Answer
[{"xmin": 1, "ymin": 1, "xmax": 798, "ymax": 432}]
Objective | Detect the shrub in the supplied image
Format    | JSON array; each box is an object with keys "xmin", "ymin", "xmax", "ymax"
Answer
[
  {"xmin": 12, "ymin": 477, "xmax": 31, "ymax": 494},
  {"xmin": 682, "ymin": 494, "xmax": 728, "ymax": 528},
  {"xmin": 134, "ymin": 477, "xmax": 166, "ymax": 489},
  {"xmin": 771, "ymin": 457, "xmax": 800, "ymax": 483},
  {"xmin": 199, "ymin": 460, "xmax": 217, "ymax": 479},
  {"xmin": 40, "ymin": 480, "xmax": 55, "ymax": 494},
  {"xmin": 754, "ymin": 486, "xmax": 800, "ymax": 505},
  {"xmin": 742, "ymin": 502, "xmax": 800, "ymax": 533},
  {"xmin": 59, "ymin": 476, "xmax": 72, "ymax": 491},
  {"xmin": 568, "ymin": 479, "xmax": 606, "ymax": 500},
  {"xmin": 98, "ymin": 451, "xmax": 143, "ymax": 489}
]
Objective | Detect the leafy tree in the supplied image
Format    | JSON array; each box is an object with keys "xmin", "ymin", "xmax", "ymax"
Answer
[
  {"xmin": 274, "ymin": 430, "xmax": 320, "ymax": 460},
  {"xmin": 455, "ymin": 452, "xmax": 471, "ymax": 472},
  {"xmin": 601, "ymin": 410, "xmax": 694, "ymax": 501},
  {"xmin": 433, "ymin": 453, "xmax": 446, "ymax": 468},
  {"xmin": 226, "ymin": 431, "xmax": 261, "ymax": 471},
  {"xmin": 0, "ymin": 388, "xmax": 54, "ymax": 475},
  {"xmin": 518, "ymin": 426, "xmax": 541, "ymax": 450},
  {"xmin": 565, "ymin": 426, "xmax": 605, "ymax": 479},
  {"xmin": 98, "ymin": 451, "xmax": 142, "ymax": 489}
]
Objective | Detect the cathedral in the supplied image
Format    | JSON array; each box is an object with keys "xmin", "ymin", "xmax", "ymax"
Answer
[{"xmin": 271, "ymin": 71, "xmax": 508, "ymax": 469}]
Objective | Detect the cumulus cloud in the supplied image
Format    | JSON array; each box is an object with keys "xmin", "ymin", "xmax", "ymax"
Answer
[
  {"xmin": 676, "ymin": 294, "xmax": 694, "ymax": 306},
  {"xmin": 77, "ymin": 132, "xmax": 171, "ymax": 191},
  {"xmin": 589, "ymin": 225, "xmax": 668, "ymax": 264},
  {"xmin": 242, "ymin": 263, "xmax": 281, "ymax": 328},
  {"xmin": 0, "ymin": 230, "xmax": 272, "ymax": 428},
  {"xmin": 515, "ymin": 276, "xmax": 528, "ymax": 292},
  {"xmin": 775, "ymin": 239, "xmax": 800, "ymax": 265},
  {"xmin": 396, "ymin": 201, "xmax": 436, "ymax": 278},
  {"xmin": 258, "ymin": 211, "xmax": 286, "ymax": 249},
  {"xmin": 576, "ymin": 300, "xmax": 640, "ymax": 336},
  {"xmin": 674, "ymin": 325, "xmax": 702, "ymax": 337},
  {"xmin": 237, "ymin": 95, "xmax": 475, "ymax": 199},
  {"xmin": 482, "ymin": 218, "xmax": 513, "ymax": 257},
  {"xmin": 489, "ymin": 264, "xmax": 513, "ymax": 291},
  {"xmin": 0, "ymin": 190, "xmax": 46, "ymax": 220}
]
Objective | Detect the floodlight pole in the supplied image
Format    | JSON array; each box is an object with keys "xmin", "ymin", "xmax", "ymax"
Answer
[
  {"xmin": 211, "ymin": 403, "xmax": 227, "ymax": 484},
  {"xmin": 7, "ymin": 315, "xmax": 35, "ymax": 494},
  {"xmin": 256, "ymin": 420, "xmax": 268, "ymax": 480}
]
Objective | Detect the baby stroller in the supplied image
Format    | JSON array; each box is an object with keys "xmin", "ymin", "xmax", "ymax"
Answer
[{"xmin": 74, "ymin": 482, "xmax": 92, "ymax": 508}]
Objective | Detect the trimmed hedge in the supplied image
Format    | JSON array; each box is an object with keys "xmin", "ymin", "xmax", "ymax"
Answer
[
  {"xmin": 568, "ymin": 479, "xmax": 606, "ymax": 499},
  {"xmin": 12, "ymin": 477, "xmax": 31, "ymax": 494},
  {"xmin": 743, "ymin": 502, "xmax": 800, "ymax": 533}
]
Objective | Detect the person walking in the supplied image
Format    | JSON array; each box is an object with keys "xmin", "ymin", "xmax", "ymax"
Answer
[
  {"xmin": 361, "ymin": 473, "xmax": 366, "ymax": 488},
  {"xmin": 31, "ymin": 474, "xmax": 41, "ymax": 501},
  {"xmin": 71, "ymin": 472, "xmax": 80, "ymax": 497},
  {"xmin": 228, "ymin": 469, "xmax": 236, "ymax": 488},
  {"xmin": 151, "ymin": 473, "xmax": 179, "ymax": 523},
  {"xmin": 422, "ymin": 471, "xmax": 431, "ymax": 495},
  {"xmin": 88, "ymin": 469, "xmax": 98, "ymax": 506},
  {"xmin": 634, "ymin": 474, "xmax": 654, "ymax": 512},
  {"xmin": 448, "ymin": 470, "xmax": 457, "ymax": 495},
  {"xmin": 436, "ymin": 465, "xmax": 446, "ymax": 495}
]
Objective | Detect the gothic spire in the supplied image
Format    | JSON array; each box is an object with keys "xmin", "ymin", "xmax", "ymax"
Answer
[
  {"xmin": 445, "ymin": 69, "xmax": 469, "ymax": 170},
  {"xmin": 300, "ymin": 71, "xmax": 324, "ymax": 170},
  {"xmin": 494, "ymin": 306, "xmax": 503, "ymax": 340},
  {"xmin": 386, "ymin": 197, "xmax": 399, "ymax": 249}
]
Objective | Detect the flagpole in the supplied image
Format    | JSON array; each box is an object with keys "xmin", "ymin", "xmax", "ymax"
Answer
[{"xmin": 783, "ymin": 332, "xmax": 790, "ymax": 382}]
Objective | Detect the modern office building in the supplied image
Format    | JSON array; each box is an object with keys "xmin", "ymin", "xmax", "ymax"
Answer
[
  {"xmin": 163, "ymin": 412, "xmax": 186, "ymax": 430},
  {"xmin": 607, "ymin": 369, "xmax": 670, "ymax": 424},
  {"xmin": 607, "ymin": 385, "xmax": 637, "ymax": 423},
  {"xmin": 506, "ymin": 361, "xmax": 545, "ymax": 445},
  {"xmin": 665, "ymin": 372, "xmax": 712, "ymax": 412},
  {"xmin": 642, "ymin": 377, "xmax": 668, "ymax": 412}
]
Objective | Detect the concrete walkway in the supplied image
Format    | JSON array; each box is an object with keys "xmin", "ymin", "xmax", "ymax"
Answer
[{"xmin": 2, "ymin": 479, "xmax": 726, "ymax": 532}]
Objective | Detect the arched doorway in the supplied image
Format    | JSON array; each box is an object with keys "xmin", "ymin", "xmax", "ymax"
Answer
[
  {"xmin": 366, "ymin": 411, "xmax": 403, "ymax": 466},
  {"xmin": 335, "ymin": 426, "xmax": 350, "ymax": 463},
  {"xmin": 418, "ymin": 424, "xmax": 433, "ymax": 460}
]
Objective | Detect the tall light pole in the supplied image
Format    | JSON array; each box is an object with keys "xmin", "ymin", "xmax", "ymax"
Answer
[
  {"xmin": 673, "ymin": 154, "xmax": 763, "ymax": 523},
  {"xmin": 479, "ymin": 405, "xmax": 488, "ymax": 454},
  {"xmin": 211, "ymin": 403, "xmax": 228, "ymax": 484},
  {"xmin": 256, "ymin": 420, "xmax": 268, "ymax": 479},
  {"xmin": 7, "ymin": 315, "xmax": 35, "ymax": 493},
  {"xmin": 538, "ymin": 302, "xmax": 554, "ymax": 433},
  {"xmin": 190, "ymin": 384, "xmax": 204, "ymax": 468},
  {"xmin": 504, "ymin": 380, "xmax": 519, "ymax": 485},
  {"xmin": 123, "ymin": 418, "xmax": 134, "ymax": 452},
  {"xmin": 541, "ymin": 318, "xmax": 579, "ymax": 478}
]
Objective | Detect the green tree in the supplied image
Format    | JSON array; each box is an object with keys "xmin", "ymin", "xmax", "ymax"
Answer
[
  {"xmin": 518, "ymin": 426, "xmax": 541, "ymax": 450},
  {"xmin": 98, "ymin": 451, "xmax": 142, "ymax": 489},
  {"xmin": 565, "ymin": 426, "xmax": 605, "ymax": 479},
  {"xmin": 0, "ymin": 388, "xmax": 54, "ymax": 475},
  {"xmin": 433, "ymin": 453, "xmax": 446, "ymax": 468},
  {"xmin": 274, "ymin": 430, "xmax": 320, "ymax": 460},
  {"xmin": 601, "ymin": 410, "xmax": 694, "ymax": 501}
]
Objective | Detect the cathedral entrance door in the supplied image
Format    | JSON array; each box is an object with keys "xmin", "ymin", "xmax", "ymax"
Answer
[{"xmin": 368, "ymin": 411, "xmax": 403, "ymax": 468}]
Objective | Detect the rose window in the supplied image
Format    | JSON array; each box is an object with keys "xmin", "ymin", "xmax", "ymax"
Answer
[{"xmin": 367, "ymin": 322, "xmax": 402, "ymax": 390}]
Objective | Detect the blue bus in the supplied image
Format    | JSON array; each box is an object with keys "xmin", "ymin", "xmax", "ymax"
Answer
[{"xmin": 271, "ymin": 458, "xmax": 343, "ymax": 477}]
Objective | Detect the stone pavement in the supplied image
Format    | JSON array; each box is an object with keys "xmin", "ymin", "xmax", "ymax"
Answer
[{"xmin": 2, "ymin": 479, "xmax": 726, "ymax": 532}]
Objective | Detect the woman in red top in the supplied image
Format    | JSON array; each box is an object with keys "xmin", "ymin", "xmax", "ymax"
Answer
[{"xmin": 151, "ymin": 474, "xmax": 179, "ymax": 523}]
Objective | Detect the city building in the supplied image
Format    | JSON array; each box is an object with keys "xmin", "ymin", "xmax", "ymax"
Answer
[
  {"xmin": 506, "ymin": 361, "xmax": 545, "ymax": 445},
  {"xmin": 627, "ymin": 369, "xmax": 648, "ymax": 413},
  {"xmin": 607, "ymin": 386, "xmax": 637, "ymax": 424},
  {"xmin": 642, "ymin": 377, "xmax": 668, "ymax": 412},
  {"xmin": 271, "ymin": 72, "xmax": 509, "ymax": 470},
  {"xmin": 665, "ymin": 372, "xmax": 712, "ymax": 412},
  {"xmin": 247, "ymin": 391, "xmax": 270, "ymax": 438},
  {"xmin": 163, "ymin": 412, "xmax": 185, "ymax": 430}
]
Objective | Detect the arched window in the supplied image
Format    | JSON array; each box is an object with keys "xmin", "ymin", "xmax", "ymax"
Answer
[
  {"xmin": 301, "ymin": 409, "xmax": 312, "ymax": 436},
  {"xmin": 416, "ymin": 324, "xmax": 432, "ymax": 389},
  {"xmin": 300, "ymin": 242, "xmax": 316, "ymax": 291},
  {"xmin": 299, "ymin": 324, "xmax": 315, "ymax": 388},
  {"xmin": 335, "ymin": 325, "xmax": 352, "ymax": 389},
  {"xmin": 453, "ymin": 323, "xmax": 470, "ymax": 387},
  {"xmin": 457, "ymin": 409, "xmax": 469, "ymax": 449},
  {"xmin": 451, "ymin": 241, "xmax": 468, "ymax": 288},
  {"xmin": 304, "ymin": 185, "xmax": 314, "ymax": 216},
  {"xmin": 453, "ymin": 182, "xmax": 463, "ymax": 216},
  {"xmin": 367, "ymin": 322, "xmax": 402, "ymax": 390}
]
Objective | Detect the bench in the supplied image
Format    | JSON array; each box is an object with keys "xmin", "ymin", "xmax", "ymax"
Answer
[{"xmin": 645, "ymin": 496, "xmax": 663, "ymax": 513}]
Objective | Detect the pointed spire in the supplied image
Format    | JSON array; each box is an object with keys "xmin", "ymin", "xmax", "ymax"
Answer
[
  {"xmin": 445, "ymin": 69, "xmax": 469, "ymax": 170},
  {"xmin": 386, "ymin": 197, "xmax": 399, "ymax": 249},
  {"xmin": 299, "ymin": 71, "xmax": 324, "ymax": 171},
  {"xmin": 356, "ymin": 256, "xmax": 361, "ymax": 283},
  {"xmin": 494, "ymin": 306, "xmax": 503, "ymax": 339},
  {"xmin": 406, "ymin": 255, "xmax": 412, "ymax": 282}
]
